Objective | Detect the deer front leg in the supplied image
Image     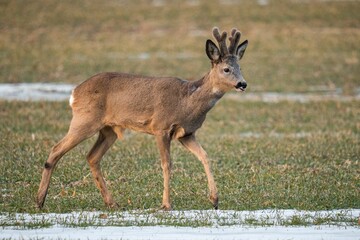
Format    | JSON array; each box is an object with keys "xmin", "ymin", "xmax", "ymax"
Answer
[
  {"xmin": 156, "ymin": 134, "xmax": 172, "ymax": 210},
  {"xmin": 178, "ymin": 134, "xmax": 218, "ymax": 209}
]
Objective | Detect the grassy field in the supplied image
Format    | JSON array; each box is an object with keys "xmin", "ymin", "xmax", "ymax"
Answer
[
  {"xmin": 0, "ymin": 0, "xmax": 359, "ymax": 226},
  {"xmin": 0, "ymin": 100, "xmax": 359, "ymax": 213},
  {"xmin": 0, "ymin": 0, "xmax": 359, "ymax": 93}
]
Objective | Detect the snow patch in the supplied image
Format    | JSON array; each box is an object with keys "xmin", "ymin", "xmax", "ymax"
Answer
[
  {"xmin": 0, "ymin": 83, "xmax": 75, "ymax": 101},
  {"xmin": 2, "ymin": 225, "xmax": 359, "ymax": 240},
  {"xmin": 0, "ymin": 83, "xmax": 359, "ymax": 102},
  {"xmin": 1, "ymin": 209, "xmax": 359, "ymax": 239}
]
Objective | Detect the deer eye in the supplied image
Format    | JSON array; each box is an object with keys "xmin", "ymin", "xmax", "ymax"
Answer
[{"xmin": 223, "ymin": 68, "xmax": 230, "ymax": 74}]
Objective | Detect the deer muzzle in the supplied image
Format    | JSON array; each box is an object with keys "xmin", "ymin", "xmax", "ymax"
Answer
[{"xmin": 235, "ymin": 80, "xmax": 247, "ymax": 92}]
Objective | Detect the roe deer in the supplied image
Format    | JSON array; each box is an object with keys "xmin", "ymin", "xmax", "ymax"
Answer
[{"xmin": 36, "ymin": 27, "xmax": 248, "ymax": 210}]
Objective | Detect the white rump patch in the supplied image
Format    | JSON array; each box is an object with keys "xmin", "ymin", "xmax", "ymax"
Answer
[{"xmin": 69, "ymin": 91, "xmax": 75, "ymax": 107}]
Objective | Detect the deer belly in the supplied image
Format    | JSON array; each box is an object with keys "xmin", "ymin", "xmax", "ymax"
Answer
[{"xmin": 121, "ymin": 118, "xmax": 155, "ymax": 135}]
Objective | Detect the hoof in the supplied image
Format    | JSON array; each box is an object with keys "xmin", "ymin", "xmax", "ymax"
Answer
[
  {"xmin": 36, "ymin": 197, "xmax": 45, "ymax": 210},
  {"xmin": 106, "ymin": 201, "xmax": 119, "ymax": 209},
  {"xmin": 36, "ymin": 202, "xmax": 44, "ymax": 210},
  {"xmin": 210, "ymin": 194, "xmax": 218, "ymax": 210},
  {"xmin": 160, "ymin": 204, "xmax": 172, "ymax": 211}
]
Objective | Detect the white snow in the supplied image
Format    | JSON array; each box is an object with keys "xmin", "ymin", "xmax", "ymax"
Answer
[
  {"xmin": 1, "ymin": 83, "xmax": 359, "ymax": 102},
  {"xmin": 0, "ymin": 83, "xmax": 75, "ymax": 101},
  {"xmin": 1, "ymin": 210, "xmax": 359, "ymax": 240},
  {"xmin": 2, "ymin": 225, "xmax": 359, "ymax": 240}
]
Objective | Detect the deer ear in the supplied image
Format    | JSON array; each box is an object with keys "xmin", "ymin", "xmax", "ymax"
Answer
[
  {"xmin": 206, "ymin": 40, "xmax": 220, "ymax": 61},
  {"xmin": 236, "ymin": 40, "xmax": 248, "ymax": 60}
]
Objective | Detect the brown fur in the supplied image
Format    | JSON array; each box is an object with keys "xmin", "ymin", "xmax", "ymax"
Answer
[{"xmin": 36, "ymin": 27, "xmax": 248, "ymax": 210}]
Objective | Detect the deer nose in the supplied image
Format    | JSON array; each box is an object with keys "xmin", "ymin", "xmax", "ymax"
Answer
[{"xmin": 236, "ymin": 81, "xmax": 247, "ymax": 89}]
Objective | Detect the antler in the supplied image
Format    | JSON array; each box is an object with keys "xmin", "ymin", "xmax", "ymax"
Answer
[
  {"xmin": 212, "ymin": 27, "xmax": 242, "ymax": 57},
  {"xmin": 212, "ymin": 27, "xmax": 229, "ymax": 57},
  {"xmin": 228, "ymin": 28, "xmax": 241, "ymax": 55}
]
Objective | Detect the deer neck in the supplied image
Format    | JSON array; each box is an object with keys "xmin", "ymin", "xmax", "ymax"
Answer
[{"xmin": 186, "ymin": 72, "xmax": 224, "ymax": 113}]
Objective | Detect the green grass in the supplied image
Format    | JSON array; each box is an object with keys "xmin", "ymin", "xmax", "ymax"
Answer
[
  {"xmin": 0, "ymin": 0, "xmax": 359, "ymax": 93},
  {"xmin": 0, "ymin": 100, "xmax": 359, "ymax": 213}
]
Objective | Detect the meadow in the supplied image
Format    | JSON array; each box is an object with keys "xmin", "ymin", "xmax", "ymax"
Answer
[
  {"xmin": 0, "ymin": 0, "xmax": 359, "ymax": 228},
  {"xmin": 1, "ymin": 100, "xmax": 359, "ymax": 214},
  {"xmin": 1, "ymin": 0, "xmax": 359, "ymax": 93}
]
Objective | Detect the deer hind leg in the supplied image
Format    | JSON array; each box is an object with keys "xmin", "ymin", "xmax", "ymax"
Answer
[
  {"xmin": 86, "ymin": 126, "xmax": 118, "ymax": 208},
  {"xmin": 156, "ymin": 134, "xmax": 172, "ymax": 210},
  {"xmin": 178, "ymin": 134, "xmax": 219, "ymax": 209},
  {"xmin": 36, "ymin": 118, "xmax": 102, "ymax": 209}
]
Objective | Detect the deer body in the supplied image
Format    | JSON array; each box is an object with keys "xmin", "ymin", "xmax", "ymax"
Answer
[
  {"xmin": 37, "ymin": 27, "xmax": 248, "ymax": 210},
  {"xmin": 73, "ymin": 72, "xmax": 217, "ymax": 138}
]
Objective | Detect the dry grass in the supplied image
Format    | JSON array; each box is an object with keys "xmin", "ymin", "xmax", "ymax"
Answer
[{"xmin": 0, "ymin": 0, "xmax": 359, "ymax": 93}]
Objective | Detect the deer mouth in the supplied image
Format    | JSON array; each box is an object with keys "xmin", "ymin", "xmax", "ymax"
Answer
[
  {"xmin": 235, "ymin": 86, "xmax": 246, "ymax": 92},
  {"xmin": 234, "ymin": 81, "xmax": 247, "ymax": 92}
]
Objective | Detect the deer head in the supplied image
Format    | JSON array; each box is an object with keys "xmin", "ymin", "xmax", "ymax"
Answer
[{"xmin": 206, "ymin": 27, "xmax": 248, "ymax": 94}]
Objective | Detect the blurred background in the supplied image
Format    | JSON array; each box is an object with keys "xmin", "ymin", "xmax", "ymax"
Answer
[{"xmin": 1, "ymin": 0, "xmax": 359, "ymax": 95}]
